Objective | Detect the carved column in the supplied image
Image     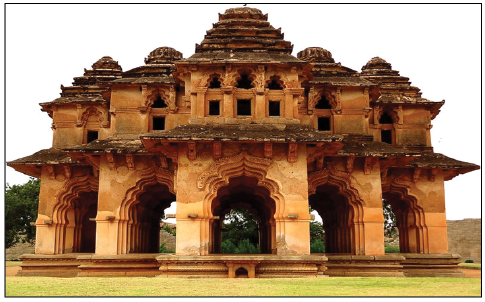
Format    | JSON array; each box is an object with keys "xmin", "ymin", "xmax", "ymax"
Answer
[
  {"xmin": 221, "ymin": 86, "xmax": 235, "ymax": 118},
  {"xmin": 196, "ymin": 87, "xmax": 208, "ymax": 118}
]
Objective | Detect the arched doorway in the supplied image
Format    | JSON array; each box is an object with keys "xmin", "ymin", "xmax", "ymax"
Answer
[
  {"xmin": 309, "ymin": 182, "xmax": 363, "ymax": 254},
  {"xmin": 210, "ymin": 176, "xmax": 276, "ymax": 254},
  {"xmin": 63, "ymin": 190, "xmax": 98, "ymax": 253},
  {"xmin": 127, "ymin": 183, "xmax": 176, "ymax": 253},
  {"xmin": 382, "ymin": 191, "xmax": 426, "ymax": 253}
]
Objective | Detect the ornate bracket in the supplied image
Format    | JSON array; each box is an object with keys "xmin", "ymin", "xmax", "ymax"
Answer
[
  {"xmin": 264, "ymin": 142, "xmax": 273, "ymax": 158},
  {"xmin": 413, "ymin": 168, "xmax": 422, "ymax": 183},
  {"xmin": 126, "ymin": 154, "xmax": 135, "ymax": 171},
  {"xmin": 364, "ymin": 157, "xmax": 372, "ymax": 175},
  {"xmin": 213, "ymin": 142, "xmax": 222, "ymax": 161},
  {"xmin": 288, "ymin": 142, "xmax": 298, "ymax": 163},
  {"xmin": 187, "ymin": 142, "xmax": 197, "ymax": 161},
  {"xmin": 346, "ymin": 155, "xmax": 355, "ymax": 174},
  {"xmin": 106, "ymin": 153, "xmax": 116, "ymax": 171}
]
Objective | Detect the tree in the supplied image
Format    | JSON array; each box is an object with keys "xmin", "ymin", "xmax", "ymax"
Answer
[
  {"xmin": 383, "ymin": 199, "xmax": 397, "ymax": 238},
  {"xmin": 221, "ymin": 209, "xmax": 260, "ymax": 253},
  {"xmin": 5, "ymin": 178, "xmax": 40, "ymax": 248}
]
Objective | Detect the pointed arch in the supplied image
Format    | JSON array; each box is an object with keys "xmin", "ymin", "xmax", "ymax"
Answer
[
  {"xmin": 116, "ymin": 167, "xmax": 175, "ymax": 254},
  {"xmin": 198, "ymin": 151, "xmax": 285, "ymax": 220}
]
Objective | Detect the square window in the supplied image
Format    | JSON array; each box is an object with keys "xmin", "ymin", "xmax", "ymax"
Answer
[
  {"xmin": 237, "ymin": 99, "xmax": 251, "ymax": 116},
  {"xmin": 86, "ymin": 131, "xmax": 98, "ymax": 143},
  {"xmin": 153, "ymin": 117, "xmax": 165, "ymax": 130},
  {"xmin": 381, "ymin": 130, "xmax": 392, "ymax": 144},
  {"xmin": 317, "ymin": 117, "xmax": 331, "ymax": 131},
  {"xmin": 209, "ymin": 101, "xmax": 220, "ymax": 116},
  {"xmin": 268, "ymin": 101, "xmax": 280, "ymax": 117}
]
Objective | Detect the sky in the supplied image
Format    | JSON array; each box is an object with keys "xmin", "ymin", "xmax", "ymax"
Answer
[{"xmin": 3, "ymin": 3, "xmax": 482, "ymax": 221}]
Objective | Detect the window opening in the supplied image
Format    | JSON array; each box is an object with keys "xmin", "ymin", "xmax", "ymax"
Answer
[
  {"xmin": 209, "ymin": 101, "xmax": 220, "ymax": 116},
  {"xmin": 315, "ymin": 96, "xmax": 332, "ymax": 109},
  {"xmin": 266, "ymin": 76, "xmax": 283, "ymax": 90},
  {"xmin": 379, "ymin": 112, "xmax": 394, "ymax": 124},
  {"xmin": 86, "ymin": 131, "xmax": 98, "ymax": 143},
  {"xmin": 153, "ymin": 117, "xmax": 166, "ymax": 130},
  {"xmin": 381, "ymin": 130, "xmax": 392, "ymax": 144},
  {"xmin": 151, "ymin": 95, "xmax": 168, "ymax": 108},
  {"xmin": 317, "ymin": 117, "xmax": 331, "ymax": 131},
  {"xmin": 268, "ymin": 101, "xmax": 280, "ymax": 117},
  {"xmin": 209, "ymin": 77, "xmax": 222, "ymax": 89},
  {"xmin": 236, "ymin": 73, "xmax": 253, "ymax": 89},
  {"xmin": 237, "ymin": 99, "xmax": 251, "ymax": 116}
]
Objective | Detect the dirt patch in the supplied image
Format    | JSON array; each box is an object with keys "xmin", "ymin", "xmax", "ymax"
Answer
[
  {"xmin": 6, "ymin": 266, "xmax": 21, "ymax": 276},
  {"xmin": 460, "ymin": 268, "xmax": 481, "ymax": 278}
]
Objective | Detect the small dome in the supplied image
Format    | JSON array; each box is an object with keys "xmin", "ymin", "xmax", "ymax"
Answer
[
  {"xmin": 223, "ymin": 7, "xmax": 263, "ymax": 16},
  {"xmin": 144, "ymin": 47, "xmax": 183, "ymax": 64},
  {"xmin": 362, "ymin": 57, "xmax": 392, "ymax": 71},
  {"xmin": 91, "ymin": 56, "xmax": 122, "ymax": 71},
  {"xmin": 297, "ymin": 47, "xmax": 335, "ymax": 63}
]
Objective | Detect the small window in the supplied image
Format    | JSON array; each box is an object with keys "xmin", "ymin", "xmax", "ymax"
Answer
[
  {"xmin": 153, "ymin": 117, "xmax": 165, "ymax": 130},
  {"xmin": 379, "ymin": 112, "xmax": 394, "ymax": 124},
  {"xmin": 209, "ymin": 77, "xmax": 221, "ymax": 89},
  {"xmin": 381, "ymin": 130, "xmax": 392, "ymax": 144},
  {"xmin": 315, "ymin": 96, "xmax": 332, "ymax": 109},
  {"xmin": 87, "ymin": 131, "xmax": 98, "ymax": 143},
  {"xmin": 236, "ymin": 73, "xmax": 253, "ymax": 89},
  {"xmin": 237, "ymin": 99, "xmax": 251, "ymax": 116},
  {"xmin": 268, "ymin": 101, "xmax": 280, "ymax": 117},
  {"xmin": 266, "ymin": 77, "xmax": 283, "ymax": 90},
  {"xmin": 317, "ymin": 117, "xmax": 331, "ymax": 131},
  {"xmin": 151, "ymin": 96, "xmax": 168, "ymax": 108},
  {"xmin": 209, "ymin": 101, "xmax": 220, "ymax": 116}
]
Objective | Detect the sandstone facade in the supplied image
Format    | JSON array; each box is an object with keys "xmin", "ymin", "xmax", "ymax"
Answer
[{"xmin": 7, "ymin": 7, "xmax": 479, "ymax": 277}]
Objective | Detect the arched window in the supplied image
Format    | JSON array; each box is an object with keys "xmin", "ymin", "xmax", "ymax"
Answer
[
  {"xmin": 236, "ymin": 73, "xmax": 253, "ymax": 89},
  {"xmin": 266, "ymin": 76, "xmax": 283, "ymax": 90},
  {"xmin": 379, "ymin": 111, "xmax": 394, "ymax": 124},
  {"xmin": 209, "ymin": 77, "xmax": 222, "ymax": 89},
  {"xmin": 151, "ymin": 95, "xmax": 168, "ymax": 108},
  {"xmin": 315, "ymin": 96, "xmax": 332, "ymax": 109}
]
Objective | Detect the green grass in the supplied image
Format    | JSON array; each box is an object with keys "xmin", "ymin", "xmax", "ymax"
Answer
[
  {"xmin": 459, "ymin": 263, "xmax": 481, "ymax": 269},
  {"xmin": 6, "ymin": 261, "xmax": 22, "ymax": 267},
  {"xmin": 5, "ymin": 276, "xmax": 481, "ymax": 296}
]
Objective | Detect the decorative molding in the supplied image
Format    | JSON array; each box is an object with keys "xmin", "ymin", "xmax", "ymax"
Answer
[
  {"xmin": 187, "ymin": 142, "xmax": 197, "ymax": 161},
  {"xmin": 213, "ymin": 142, "xmax": 222, "ymax": 161},
  {"xmin": 364, "ymin": 157, "xmax": 372, "ymax": 175},
  {"xmin": 288, "ymin": 142, "xmax": 298, "ymax": 163}
]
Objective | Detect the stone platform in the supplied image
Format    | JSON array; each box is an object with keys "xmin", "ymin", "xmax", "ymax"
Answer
[{"xmin": 17, "ymin": 253, "xmax": 464, "ymax": 278}]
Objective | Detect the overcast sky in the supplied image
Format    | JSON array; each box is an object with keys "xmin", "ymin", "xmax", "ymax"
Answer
[{"xmin": 4, "ymin": 3, "xmax": 481, "ymax": 221}]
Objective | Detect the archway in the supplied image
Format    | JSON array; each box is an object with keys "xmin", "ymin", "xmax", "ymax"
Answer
[
  {"xmin": 382, "ymin": 191, "xmax": 427, "ymax": 253},
  {"xmin": 210, "ymin": 176, "xmax": 276, "ymax": 254},
  {"xmin": 127, "ymin": 183, "xmax": 176, "ymax": 253}
]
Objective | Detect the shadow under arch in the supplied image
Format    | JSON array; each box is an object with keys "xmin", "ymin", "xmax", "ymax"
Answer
[
  {"xmin": 382, "ymin": 178, "xmax": 428, "ymax": 253},
  {"xmin": 117, "ymin": 168, "xmax": 176, "ymax": 254},
  {"xmin": 52, "ymin": 175, "xmax": 99, "ymax": 254},
  {"xmin": 308, "ymin": 168, "xmax": 365, "ymax": 255},
  {"xmin": 211, "ymin": 175, "xmax": 276, "ymax": 254}
]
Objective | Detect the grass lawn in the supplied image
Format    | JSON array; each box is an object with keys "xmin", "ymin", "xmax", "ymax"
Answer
[
  {"xmin": 5, "ymin": 276, "xmax": 481, "ymax": 297},
  {"xmin": 459, "ymin": 263, "xmax": 482, "ymax": 269}
]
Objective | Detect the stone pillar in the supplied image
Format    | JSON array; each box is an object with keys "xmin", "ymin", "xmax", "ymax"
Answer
[
  {"xmin": 221, "ymin": 86, "xmax": 235, "ymax": 117},
  {"xmin": 196, "ymin": 87, "xmax": 208, "ymax": 118},
  {"xmin": 350, "ymin": 157, "xmax": 385, "ymax": 255},
  {"xmin": 255, "ymin": 89, "xmax": 266, "ymax": 119}
]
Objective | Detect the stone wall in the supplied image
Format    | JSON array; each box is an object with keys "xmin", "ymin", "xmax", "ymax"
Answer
[
  {"xmin": 447, "ymin": 218, "xmax": 481, "ymax": 263},
  {"xmin": 159, "ymin": 230, "xmax": 176, "ymax": 251},
  {"xmin": 6, "ymin": 241, "xmax": 35, "ymax": 261}
]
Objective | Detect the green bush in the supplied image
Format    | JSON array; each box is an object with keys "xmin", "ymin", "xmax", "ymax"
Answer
[
  {"xmin": 162, "ymin": 224, "xmax": 176, "ymax": 236},
  {"xmin": 310, "ymin": 240, "xmax": 325, "ymax": 253},
  {"xmin": 221, "ymin": 239, "xmax": 237, "ymax": 253},
  {"xmin": 235, "ymin": 239, "xmax": 259, "ymax": 254},
  {"xmin": 159, "ymin": 242, "xmax": 175, "ymax": 253},
  {"xmin": 384, "ymin": 244, "xmax": 400, "ymax": 253},
  {"xmin": 465, "ymin": 259, "xmax": 474, "ymax": 263}
]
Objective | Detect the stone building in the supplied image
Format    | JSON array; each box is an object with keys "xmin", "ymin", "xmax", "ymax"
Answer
[{"xmin": 8, "ymin": 7, "xmax": 479, "ymax": 277}]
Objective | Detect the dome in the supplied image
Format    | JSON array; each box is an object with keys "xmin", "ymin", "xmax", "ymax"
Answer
[
  {"xmin": 222, "ymin": 7, "xmax": 263, "ymax": 16},
  {"xmin": 297, "ymin": 47, "xmax": 335, "ymax": 63},
  {"xmin": 91, "ymin": 56, "xmax": 122, "ymax": 71},
  {"xmin": 144, "ymin": 47, "xmax": 183, "ymax": 64},
  {"xmin": 362, "ymin": 57, "xmax": 392, "ymax": 71}
]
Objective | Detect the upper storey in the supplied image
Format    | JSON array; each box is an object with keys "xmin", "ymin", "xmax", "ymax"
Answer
[{"xmin": 188, "ymin": 7, "xmax": 301, "ymax": 64}]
